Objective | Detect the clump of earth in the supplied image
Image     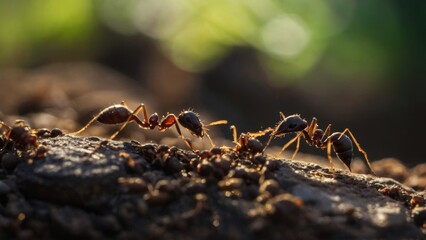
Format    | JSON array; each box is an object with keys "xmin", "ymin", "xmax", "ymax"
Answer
[{"xmin": 0, "ymin": 134, "xmax": 425, "ymax": 239}]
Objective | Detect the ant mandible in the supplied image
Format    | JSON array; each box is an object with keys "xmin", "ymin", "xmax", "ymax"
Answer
[
  {"xmin": 262, "ymin": 112, "xmax": 376, "ymax": 175},
  {"xmin": 71, "ymin": 101, "xmax": 228, "ymax": 150}
]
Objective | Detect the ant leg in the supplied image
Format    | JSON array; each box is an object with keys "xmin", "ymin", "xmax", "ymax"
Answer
[
  {"xmin": 70, "ymin": 111, "xmax": 104, "ymax": 136},
  {"xmin": 141, "ymin": 104, "xmax": 149, "ymax": 123},
  {"xmin": 109, "ymin": 104, "xmax": 147, "ymax": 140},
  {"xmin": 321, "ymin": 124, "xmax": 332, "ymax": 143},
  {"xmin": 291, "ymin": 134, "xmax": 301, "ymax": 160},
  {"xmin": 160, "ymin": 114, "xmax": 194, "ymax": 150},
  {"xmin": 318, "ymin": 124, "xmax": 335, "ymax": 173},
  {"xmin": 84, "ymin": 140, "xmax": 109, "ymax": 160},
  {"xmin": 205, "ymin": 120, "xmax": 228, "ymax": 127},
  {"xmin": 339, "ymin": 128, "xmax": 376, "ymax": 175},
  {"xmin": 320, "ymin": 124, "xmax": 335, "ymax": 173},
  {"xmin": 175, "ymin": 123, "xmax": 194, "ymax": 150},
  {"xmin": 326, "ymin": 137, "xmax": 335, "ymax": 174},
  {"xmin": 120, "ymin": 100, "xmax": 150, "ymax": 122},
  {"xmin": 230, "ymin": 125, "xmax": 239, "ymax": 145},
  {"xmin": 203, "ymin": 120, "xmax": 228, "ymax": 147},
  {"xmin": 248, "ymin": 127, "xmax": 274, "ymax": 138},
  {"xmin": 315, "ymin": 124, "xmax": 332, "ymax": 149},
  {"xmin": 262, "ymin": 134, "xmax": 275, "ymax": 155},
  {"xmin": 308, "ymin": 118, "xmax": 318, "ymax": 137},
  {"xmin": 204, "ymin": 130, "xmax": 216, "ymax": 147},
  {"xmin": 276, "ymin": 133, "xmax": 301, "ymax": 158},
  {"xmin": 263, "ymin": 112, "xmax": 287, "ymax": 154}
]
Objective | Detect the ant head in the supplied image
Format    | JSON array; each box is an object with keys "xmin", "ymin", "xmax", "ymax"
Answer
[
  {"xmin": 273, "ymin": 114, "xmax": 308, "ymax": 136},
  {"xmin": 178, "ymin": 111, "xmax": 203, "ymax": 137}
]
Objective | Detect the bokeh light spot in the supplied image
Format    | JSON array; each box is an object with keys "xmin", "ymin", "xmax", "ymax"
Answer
[{"xmin": 261, "ymin": 15, "xmax": 310, "ymax": 58}]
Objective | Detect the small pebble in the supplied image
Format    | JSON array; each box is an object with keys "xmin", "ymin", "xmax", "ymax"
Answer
[
  {"xmin": 412, "ymin": 207, "xmax": 426, "ymax": 227},
  {"xmin": 157, "ymin": 145, "xmax": 169, "ymax": 153},
  {"xmin": 184, "ymin": 181, "xmax": 206, "ymax": 195},
  {"xmin": 265, "ymin": 160, "xmax": 280, "ymax": 172},
  {"xmin": 36, "ymin": 128, "xmax": 51, "ymax": 138},
  {"xmin": 210, "ymin": 147, "xmax": 222, "ymax": 155},
  {"xmin": 0, "ymin": 169, "xmax": 8, "ymax": 179},
  {"xmin": 245, "ymin": 169, "xmax": 261, "ymax": 183},
  {"xmin": 253, "ymin": 155, "xmax": 266, "ymax": 165},
  {"xmin": 213, "ymin": 156, "xmax": 232, "ymax": 173},
  {"xmin": 0, "ymin": 180, "xmax": 11, "ymax": 195},
  {"xmin": 2, "ymin": 152, "xmax": 20, "ymax": 172},
  {"xmin": 50, "ymin": 128, "xmax": 64, "ymax": 138},
  {"xmin": 198, "ymin": 150, "xmax": 212, "ymax": 159},
  {"xmin": 218, "ymin": 178, "xmax": 243, "ymax": 191},
  {"xmin": 259, "ymin": 179, "xmax": 281, "ymax": 196},
  {"xmin": 197, "ymin": 161, "xmax": 214, "ymax": 177},
  {"xmin": 164, "ymin": 157, "xmax": 182, "ymax": 174},
  {"xmin": 247, "ymin": 138, "xmax": 263, "ymax": 154}
]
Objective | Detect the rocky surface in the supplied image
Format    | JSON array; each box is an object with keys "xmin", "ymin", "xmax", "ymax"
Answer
[{"xmin": 0, "ymin": 135, "xmax": 425, "ymax": 239}]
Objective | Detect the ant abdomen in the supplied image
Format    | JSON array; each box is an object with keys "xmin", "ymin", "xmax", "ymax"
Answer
[
  {"xmin": 97, "ymin": 105, "xmax": 133, "ymax": 125},
  {"xmin": 330, "ymin": 132, "xmax": 353, "ymax": 169},
  {"xmin": 336, "ymin": 150, "xmax": 353, "ymax": 171}
]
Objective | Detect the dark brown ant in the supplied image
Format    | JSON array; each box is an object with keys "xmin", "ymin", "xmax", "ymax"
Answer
[
  {"xmin": 0, "ymin": 120, "xmax": 38, "ymax": 152},
  {"xmin": 71, "ymin": 101, "xmax": 228, "ymax": 150},
  {"xmin": 262, "ymin": 113, "xmax": 376, "ymax": 175},
  {"xmin": 229, "ymin": 125, "xmax": 272, "ymax": 155},
  {"xmin": 36, "ymin": 128, "xmax": 64, "ymax": 138}
]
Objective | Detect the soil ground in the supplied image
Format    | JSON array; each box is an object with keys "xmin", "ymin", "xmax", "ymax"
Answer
[{"xmin": 0, "ymin": 135, "xmax": 425, "ymax": 240}]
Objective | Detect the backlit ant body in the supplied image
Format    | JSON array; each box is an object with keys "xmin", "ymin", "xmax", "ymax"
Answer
[
  {"xmin": 262, "ymin": 113, "xmax": 376, "ymax": 175},
  {"xmin": 71, "ymin": 101, "xmax": 228, "ymax": 150}
]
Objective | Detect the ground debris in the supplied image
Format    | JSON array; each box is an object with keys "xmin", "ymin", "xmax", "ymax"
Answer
[{"xmin": 0, "ymin": 135, "xmax": 424, "ymax": 239}]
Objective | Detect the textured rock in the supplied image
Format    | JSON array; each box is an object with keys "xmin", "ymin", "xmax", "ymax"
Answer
[
  {"xmin": 0, "ymin": 135, "xmax": 424, "ymax": 239},
  {"xmin": 15, "ymin": 136, "xmax": 127, "ymax": 208}
]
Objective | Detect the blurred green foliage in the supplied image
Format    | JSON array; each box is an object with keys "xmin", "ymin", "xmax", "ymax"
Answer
[
  {"xmin": 0, "ymin": 0, "xmax": 95, "ymax": 66},
  {"xmin": 0, "ymin": 0, "xmax": 421, "ymax": 86},
  {"xmin": 99, "ymin": 0, "xmax": 356, "ymax": 77}
]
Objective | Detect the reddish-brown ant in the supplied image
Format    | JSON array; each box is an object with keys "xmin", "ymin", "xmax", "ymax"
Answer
[
  {"xmin": 262, "ymin": 113, "xmax": 376, "ymax": 175},
  {"xmin": 0, "ymin": 120, "xmax": 39, "ymax": 152},
  {"xmin": 0, "ymin": 119, "xmax": 51, "ymax": 160},
  {"xmin": 229, "ymin": 125, "xmax": 272, "ymax": 155},
  {"xmin": 71, "ymin": 101, "xmax": 228, "ymax": 150}
]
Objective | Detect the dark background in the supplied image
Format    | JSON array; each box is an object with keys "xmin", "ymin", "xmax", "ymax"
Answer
[{"xmin": 0, "ymin": 1, "xmax": 425, "ymax": 166}]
